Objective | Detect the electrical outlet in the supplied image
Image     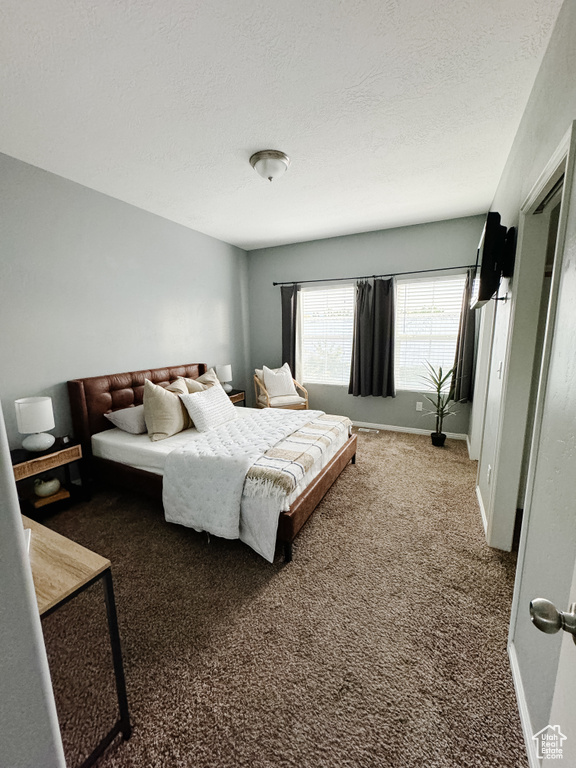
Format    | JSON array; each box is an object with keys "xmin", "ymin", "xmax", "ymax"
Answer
[
  {"xmin": 487, "ymin": 464, "xmax": 492, "ymax": 484},
  {"xmin": 416, "ymin": 402, "xmax": 423, "ymax": 411}
]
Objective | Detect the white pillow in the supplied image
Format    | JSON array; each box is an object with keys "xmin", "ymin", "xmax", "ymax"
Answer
[
  {"xmin": 180, "ymin": 385, "xmax": 238, "ymax": 432},
  {"xmin": 263, "ymin": 363, "xmax": 298, "ymax": 398},
  {"xmin": 104, "ymin": 404, "xmax": 146, "ymax": 434}
]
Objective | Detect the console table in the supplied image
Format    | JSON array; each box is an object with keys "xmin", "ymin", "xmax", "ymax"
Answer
[{"xmin": 23, "ymin": 516, "xmax": 131, "ymax": 768}]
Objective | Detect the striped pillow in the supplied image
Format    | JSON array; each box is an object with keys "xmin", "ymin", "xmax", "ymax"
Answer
[{"xmin": 180, "ymin": 384, "xmax": 238, "ymax": 432}]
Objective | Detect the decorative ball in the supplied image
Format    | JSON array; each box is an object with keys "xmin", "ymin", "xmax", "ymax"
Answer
[{"xmin": 34, "ymin": 477, "xmax": 61, "ymax": 497}]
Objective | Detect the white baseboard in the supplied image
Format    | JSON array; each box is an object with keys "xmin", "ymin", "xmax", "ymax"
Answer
[
  {"xmin": 351, "ymin": 420, "xmax": 467, "ymax": 441},
  {"xmin": 476, "ymin": 484, "xmax": 488, "ymax": 534},
  {"xmin": 466, "ymin": 433, "xmax": 473, "ymax": 458},
  {"xmin": 508, "ymin": 641, "xmax": 539, "ymax": 768}
]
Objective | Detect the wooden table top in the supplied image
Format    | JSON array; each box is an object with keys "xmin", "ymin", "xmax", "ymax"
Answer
[{"xmin": 22, "ymin": 516, "xmax": 110, "ymax": 615}]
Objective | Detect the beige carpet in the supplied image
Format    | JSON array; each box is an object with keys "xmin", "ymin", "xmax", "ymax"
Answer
[{"xmin": 41, "ymin": 429, "xmax": 526, "ymax": 767}]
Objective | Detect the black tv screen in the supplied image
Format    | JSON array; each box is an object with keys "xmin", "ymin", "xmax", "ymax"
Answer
[{"xmin": 470, "ymin": 212, "xmax": 507, "ymax": 309}]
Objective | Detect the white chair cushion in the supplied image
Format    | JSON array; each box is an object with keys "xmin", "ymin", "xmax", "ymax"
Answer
[
  {"xmin": 258, "ymin": 394, "xmax": 307, "ymax": 407},
  {"xmin": 263, "ymin": 363, "xmax": 298, "ymax": 398}
]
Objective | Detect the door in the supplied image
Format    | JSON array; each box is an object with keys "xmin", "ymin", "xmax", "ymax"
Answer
[
  {"xmin": 508, "ymin": 123, "xmax": 576, "ymax": 766},
  {"xmin": 548, "ymin": 559, "xmax": 576, "ymax": 765}
]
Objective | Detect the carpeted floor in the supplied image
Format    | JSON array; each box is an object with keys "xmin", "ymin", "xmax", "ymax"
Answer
[{"xmin": 41, "ymin": 429, "xmax": 526, "ymax": 767}]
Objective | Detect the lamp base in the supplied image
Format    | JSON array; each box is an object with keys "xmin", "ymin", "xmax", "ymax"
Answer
[
  {"xmin": 222, "ymin": 383, "xmax": 233, "ymax": 393},
  {"xmin": 22, "ymin": 432, "xmax": 56, "ymax": 452}
]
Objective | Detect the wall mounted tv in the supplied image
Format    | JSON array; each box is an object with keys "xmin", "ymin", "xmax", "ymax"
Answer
[{"xmin": 470, "ymin": 212, "xmax": 507, "ymax": 309}]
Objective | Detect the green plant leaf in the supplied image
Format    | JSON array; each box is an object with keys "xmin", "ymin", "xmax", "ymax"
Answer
[{"xmin": 419, "ymin": 360, "xmax": 458, "ymax": 431}]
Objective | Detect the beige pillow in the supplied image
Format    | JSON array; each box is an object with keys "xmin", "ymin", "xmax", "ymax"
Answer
[
  {"xmin": 144, "ymin": 379, "xmax": 189, "ymax": 441},
  {"xmin": 197, "ymin": 368, "xmax": 220, "ymax": 388},
  {"xmin": 177, "ymin": 376, "xmax": 206, "ymax": 394},
  {"xmin": 167, "ymin": 378, "xmax": 194, "ymax": 428}
]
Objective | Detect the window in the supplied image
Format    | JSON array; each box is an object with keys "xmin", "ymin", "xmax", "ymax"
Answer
[
  {"xmin": 298, "ymin": 274, "xmax": 466, "ymax": 390},
  {"xmin": 300, "ymin": 285, "xmax": 355, "ymax": 385},
  {"xmin": 394, "ymin": 274, "xmax": 466, "ymax": 391}
]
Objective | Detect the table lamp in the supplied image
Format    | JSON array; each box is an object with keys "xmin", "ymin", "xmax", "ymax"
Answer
[
  {"xmin": 15, "ymin": 396, "xmax": 56, "ymax": 451},
  {"xmin": 216, "ymin": 364, "xmax": 233, "ymax": 393}
]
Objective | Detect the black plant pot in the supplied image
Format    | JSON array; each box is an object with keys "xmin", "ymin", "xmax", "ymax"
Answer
[{"xmin": 431, "ymin": 432, "xmax": 446, "ymax": 447}]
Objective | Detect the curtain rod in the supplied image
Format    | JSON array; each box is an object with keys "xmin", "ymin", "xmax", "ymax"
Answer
[{"xmin": 272, "ymin": 263, "xmax": 476, "ymax": 287}]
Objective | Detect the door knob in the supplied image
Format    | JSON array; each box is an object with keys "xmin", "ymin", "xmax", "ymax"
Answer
[{"xmin": 530, "ymin": 598, "xmax": 576, "ymax": 644}]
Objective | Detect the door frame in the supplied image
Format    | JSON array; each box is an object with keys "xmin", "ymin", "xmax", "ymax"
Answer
[{"xmin": 508, "ymin": 122, "xmax": 576, "ymax": 767}]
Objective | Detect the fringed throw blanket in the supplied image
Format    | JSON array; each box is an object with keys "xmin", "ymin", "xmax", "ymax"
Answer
[
  {"xmin": 244, "ymin": 414, "xmax": 352, "ymax": 500},
  {"xmin": 162, "ymin": 409, "xmax": 351, "ymax": 561}
]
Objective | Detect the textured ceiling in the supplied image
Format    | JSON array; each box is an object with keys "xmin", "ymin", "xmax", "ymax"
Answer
[{"xmin": 0, "ymin": 0, "xmax": 564, "ymax": 250}]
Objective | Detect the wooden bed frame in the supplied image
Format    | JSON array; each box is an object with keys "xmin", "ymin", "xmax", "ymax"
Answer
[{"xmin": 67, "ymin": 363, "xmax": 357, "ymax": 562}]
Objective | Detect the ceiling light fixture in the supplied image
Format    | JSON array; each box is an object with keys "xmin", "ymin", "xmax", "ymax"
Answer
[{"xmin": 249, "ymin": 150, "xmax": 290, "ymax": 182}]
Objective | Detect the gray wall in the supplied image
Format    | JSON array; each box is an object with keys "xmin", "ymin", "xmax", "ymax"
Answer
[
  {"xmin": 0, "ymin": 153, "xmax": 250, "ymax": 449},
  {"xmin": 248, "ymin": 215, "xmax": 485, "ymax": 433}
]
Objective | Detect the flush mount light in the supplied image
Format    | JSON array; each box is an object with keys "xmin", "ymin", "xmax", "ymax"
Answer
[{"xmin": 249, "ymin": 150, "xmax": 290, "ymax": 182}]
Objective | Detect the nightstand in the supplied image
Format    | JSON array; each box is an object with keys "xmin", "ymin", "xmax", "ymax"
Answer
[
  {"xmin": 11, "ymin": 438, "xmax": 89, "ymax": 512},
  {"xmin": 228, "ymin": 389, "xmax": 246, "ymax": 406}
]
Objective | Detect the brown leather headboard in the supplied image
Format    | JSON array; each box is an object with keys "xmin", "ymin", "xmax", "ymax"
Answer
[{"xmin": 67, "ymin": 363, "xmax": 207, "ymax": 455}]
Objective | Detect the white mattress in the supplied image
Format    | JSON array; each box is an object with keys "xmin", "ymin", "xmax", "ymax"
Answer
[
  {"xmin": 92, "ymin": 406, "xmax": 349, "ymax": 507},
  {"xmin": 93, "ymin": 420, "xmax": 211, "ymax": 475}
]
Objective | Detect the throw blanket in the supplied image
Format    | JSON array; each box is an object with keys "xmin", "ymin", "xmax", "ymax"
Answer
[
  {"xmin": 162, "ymin": 409, "xmax": 351, "ymax": 561},
  {"xmin": 163, "ymin": 408, "xmax": 324, "ymax": 538},
  {"xmin": 244, "ymin": 413, "xmax": 352, "ymax": 500}
]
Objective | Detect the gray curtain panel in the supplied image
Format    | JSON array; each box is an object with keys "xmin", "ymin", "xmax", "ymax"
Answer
[
  {"xmin": 348, "ymin": 278, "xmax": 396, "ymax": 397},
  {"xmin": 451, "ymin": 268, "xmax": 476, "ymax": 401},
  {"xmin": 281, "ymin": 284, "xmax": 299, "ymax": 373}
]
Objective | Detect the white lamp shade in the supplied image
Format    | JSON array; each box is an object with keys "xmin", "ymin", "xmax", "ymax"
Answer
[
  {"xmin": 216, "ymin": 365, "xmax": 233, "ymax": 383},
  {"xmin": 250, "ymin": 150, "xmax": 290, "ymax": 182},
  {"xmin": 15, "ymin": 397, "xmax": 55, "ymax": 434},
  {"xmin": 253, "ymin": 156, "xmax": 288, "ymax": 182}
]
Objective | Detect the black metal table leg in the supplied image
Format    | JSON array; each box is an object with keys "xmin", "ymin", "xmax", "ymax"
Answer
[
  {"xmin": 102, "ymin": 569, "xmax": 131, "ymax": 740},
  {"xmin": 75, "ymin": 568, "xmax": 131, "ymax": 768}
]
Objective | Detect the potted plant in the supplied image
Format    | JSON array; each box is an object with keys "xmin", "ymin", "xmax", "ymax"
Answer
[{"xmin": 421, "ymin": 362, "xmax": 458, "ymax": 447}]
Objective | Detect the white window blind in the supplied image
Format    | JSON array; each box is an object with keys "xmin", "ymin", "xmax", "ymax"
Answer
[
  {"xmin": 300, "ymin": 285, "xmax": 355, "ymax": 385},
  {"xmin": 394, "ymin": 274, "xmax": 466, "ymax": 391}
]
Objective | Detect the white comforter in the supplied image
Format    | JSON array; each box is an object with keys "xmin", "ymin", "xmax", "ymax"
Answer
[{"xmin": 162, "ymin": 409, "xmax": 324, "ymax": 561}]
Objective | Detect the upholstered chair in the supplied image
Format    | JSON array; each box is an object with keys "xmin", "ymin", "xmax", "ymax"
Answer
[{"xmin": 253, "ymin": 366, "xmax": 308, "ymax": 410}]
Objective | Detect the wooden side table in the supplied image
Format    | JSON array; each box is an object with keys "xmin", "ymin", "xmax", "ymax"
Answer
[
  {"xmin": 11, "ymin": 439, "xmax": 89, "ymax": 511},
  {"xmin": 228, "ymin": 389, "xmax": 246, "ymax": 406},
  {"xmin": 23, "ymin": 516, "xmax": 131, "ymax": 768}
]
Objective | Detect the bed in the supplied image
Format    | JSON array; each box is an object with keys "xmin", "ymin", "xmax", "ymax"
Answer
[{"xmin": 67, "ymin": 363, "xmax": 357, "ymax": 562}]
